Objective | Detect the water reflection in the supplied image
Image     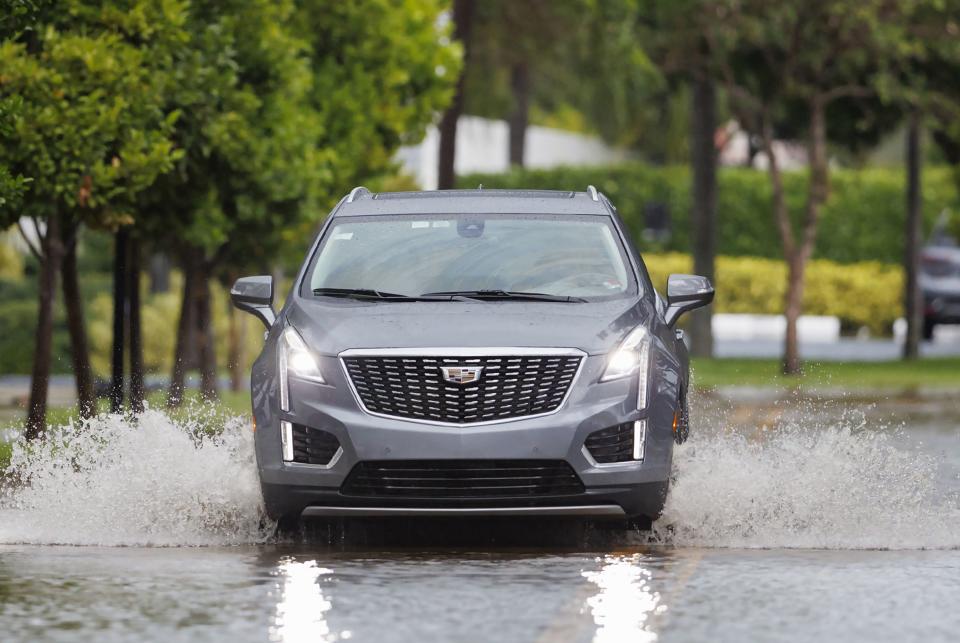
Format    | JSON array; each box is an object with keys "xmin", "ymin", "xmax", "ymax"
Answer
[
  {"xmin": 583, "ymin": 554, "xmax": 665, "ymax": 643},
  {"xmin": 270, "ymin": 557, "xmax": 349, "ymax": 643}
]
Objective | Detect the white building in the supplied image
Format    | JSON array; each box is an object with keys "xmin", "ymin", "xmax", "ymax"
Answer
[{"xmin": 397, "ymin": 115, "xmax": 628, "ymax": 190}]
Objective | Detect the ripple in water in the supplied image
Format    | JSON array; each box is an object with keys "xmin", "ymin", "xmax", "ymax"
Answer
[
  {"xmin": 0, "ymin": 407, "xmax": 268, "ymax": 546},
  {"xmin": 1, "ymin": 403, "xmax": 957, "ymax": 549}
]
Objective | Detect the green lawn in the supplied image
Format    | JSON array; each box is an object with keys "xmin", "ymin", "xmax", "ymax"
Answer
[{"xmin": 691, "ymin": 357, "xmax": 960, "ymax": 390}]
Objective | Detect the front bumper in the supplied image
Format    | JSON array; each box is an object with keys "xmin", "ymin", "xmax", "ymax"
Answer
[{"xmin": 251, "ymin": 352, "xmax": 680, "ymax": 520}]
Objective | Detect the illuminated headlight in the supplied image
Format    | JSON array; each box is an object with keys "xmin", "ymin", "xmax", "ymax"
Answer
[
  {"xmin": 601, "ymin": 325, "xmax": 650, "ymax": 409},
  {"xmin": 278, "ymin": 326, "xmax": 324, "ymax": 412}
]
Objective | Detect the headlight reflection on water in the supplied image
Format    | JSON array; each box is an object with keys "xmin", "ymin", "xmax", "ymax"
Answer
[
  {"xmin": 270, "ymin": 558, "xmax": 350, "ymax": 643},
  {"xmin": 582, "ymin": 554, "xmax": 665, "ymax": 643}
]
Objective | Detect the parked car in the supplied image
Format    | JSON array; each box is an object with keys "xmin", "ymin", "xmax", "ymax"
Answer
[
  {"xmin": 920, "ymin": 243, "xmax": 960, "ymax": 340},
  {"xmin": 231, "ymin": 186, "xmax": 713, "ymax": 530}
]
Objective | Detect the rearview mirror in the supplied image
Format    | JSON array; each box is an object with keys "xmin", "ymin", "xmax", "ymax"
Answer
[
  {"xmin": 664, "ymin": 274, "xmax": 714, "ymax": 327},
  {"xmin": 231, "ymin": 275, "xmax": 276, "ymax": 329}
]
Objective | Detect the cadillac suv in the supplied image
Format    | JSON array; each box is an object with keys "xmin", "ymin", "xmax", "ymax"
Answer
[{"xmin": 231, "ymin": 186, "xmax": 714, "ymax": 528}]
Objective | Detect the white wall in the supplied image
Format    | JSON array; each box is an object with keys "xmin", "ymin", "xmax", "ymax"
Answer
[{"xmin": 397, "ymin": 116, "xmax": 627, "ymax": 190}]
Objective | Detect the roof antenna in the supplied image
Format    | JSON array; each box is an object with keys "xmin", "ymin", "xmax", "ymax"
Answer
[{"xmin": 477, "ymin": 184, "xmax": 483, "ymax": 190}]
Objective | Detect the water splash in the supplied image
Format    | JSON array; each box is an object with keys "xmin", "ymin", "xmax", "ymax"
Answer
[
  {"xmin": 0, "ymin": 407, "xmax": 268, "ymax": 546},
  {"xmin": 653, "ymin": 412, "xmax": 960, "ymax": 550},
  {"xmin": 1, "ymin": 399, "xmax": 957, "ymax": 550}
]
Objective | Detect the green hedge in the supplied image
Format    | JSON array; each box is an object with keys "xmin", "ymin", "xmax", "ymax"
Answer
[
  {"xmin": 0, "ymin": 297, "xmax": 72, "ymax": 374},
  {"xmin": 458, "ymin": 164, "xmax": 960, "ymax": 264},
  {"xmin": 0, "ymin": 271, "xmax": 266, "ymax": 376},
  {"xmin": 645, "ymin": 253, "xmax": 901, "ymax": 334}
]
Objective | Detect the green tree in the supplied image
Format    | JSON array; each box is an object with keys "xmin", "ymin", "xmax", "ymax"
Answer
[
  {"xmin": 0, "ymin": 6, "xmax": 181, "ymax": 435},
  {"xmin": 702, "ymin": 0, "xmax": 923, "ymax": 374},
  {"xmin": 0, "ymin": 1, "xmax": 53, "ymax": 219},
  {"xmin": 146, "ymin": 0, "xmax": 459, "ymax": 405},
  {"xmin": 640, "ymin": 0, "xmax": 722, "ymax": 357},
  {"xmin": 462, "ymin": 0, "xmax": 655, "ymax": 166}
]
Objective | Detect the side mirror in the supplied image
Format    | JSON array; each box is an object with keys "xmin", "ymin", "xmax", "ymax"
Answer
[
  {"xmin": 231, "ymin": 275, "xmax": 276, "ymax": 329},
  {"xmin": 664, "ymin": 274, "xmax": 714, "ymax": 328}
]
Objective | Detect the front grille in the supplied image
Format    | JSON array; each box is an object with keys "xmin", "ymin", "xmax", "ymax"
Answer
[
  {"xmin": 342, "ymin": 353, "xmax": 582, "ymax": 424},
  {"xmin": 584, "ymin": 423, "xmax": 634, "ymax": 463},
  {"xmin": 341, "ymin": 460, "xmax": 585, "ymax": 499},
  {"xmin": 291, "ymin": 424, "xmax": 340, "ymax": 466}
]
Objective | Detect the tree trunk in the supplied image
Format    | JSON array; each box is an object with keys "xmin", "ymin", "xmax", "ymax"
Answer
[
  {"xmin": 25, "ymin": 215, "xmax": 63, "ymax": 439},
  {"xmin": 60, "ymin": 223, "xmax": 95, "ymax": 419},
  {"xmin": 508, "ymin": 61, "xmax": 530, "ymax": 167},
  {"xmin": 903, "ymin": 111, "xmax": 922, "ymax": 358},
  {"xmin": 782, "ymin": 254, "xmax": 806, "ymax": 375},
  {"xmin": 759, "ymin": 115, "xmax": 797, "ymax": 374},
  {"xmin": 227, "ymin": 297, "xmax": 247, "ymax": 393},
  {"xmin": 689, "ymin": 71, "xmax": 717, "ymax": 358},
  {"xmin": 128, "ymin": 235, "xmax": 145, "ymax": 413},
  {"xmin": 167, "ymin": 250, "xmax": 196, "ymax": 408},
  {"xmin": 110, "ymin": 227, "xmax": 128, "ymax": 413},
  {"xmin": 782, "ymin": 98, "xmax": 829, "ymax": 375},
  {"xmin": 437, "ymin": 0, "xmax": 474, "ymax": 189},
  {"xmin": 195, "ymin": 260, "xmax": 218, "ymax": 401}
]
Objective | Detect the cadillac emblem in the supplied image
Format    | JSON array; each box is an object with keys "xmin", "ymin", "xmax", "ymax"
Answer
[{"xmin": 439, "ymin": 365, "xmax": 483, "ymax": 385}]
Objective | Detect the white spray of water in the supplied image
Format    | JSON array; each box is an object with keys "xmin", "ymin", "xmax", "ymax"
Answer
[
  {"xmin": 0, "ymin": 408, "xmax": 268, "ymax": 546},
  {"xmin": 1, "ymin": 401, "xmax": 957, "ymax": 549},
  {"xmin": 654, "ymin": 418, "xmax": 960, "ymax": 550}
]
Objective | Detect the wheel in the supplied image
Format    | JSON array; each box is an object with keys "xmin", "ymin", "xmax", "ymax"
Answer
[{"xmin": 922, "ymin": 317, "xmax": 935, "ymax": 341}]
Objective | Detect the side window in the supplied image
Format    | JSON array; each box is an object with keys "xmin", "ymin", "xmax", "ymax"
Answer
[{"xmin": 655, "ymin": 291, "xmax": 667, "ymax": 318}]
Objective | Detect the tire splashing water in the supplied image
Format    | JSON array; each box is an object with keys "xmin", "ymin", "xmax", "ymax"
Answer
[{"xmin": 0, "ymin": 407, "xmax": 268, "ymax": 546}]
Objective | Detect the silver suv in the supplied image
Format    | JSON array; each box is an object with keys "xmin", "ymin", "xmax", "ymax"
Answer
[{"xmin": 231, "ymin": 187, "xmax": 713, "ymax": 529}]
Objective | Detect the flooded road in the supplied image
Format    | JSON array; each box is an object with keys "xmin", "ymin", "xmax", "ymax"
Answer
[
  {"xmin": 1, "ymin": 392, "xmax": 958, "ymax": 642},
  {"xmin": 2, "ymin": 544, "xmax": 958, "ymax": 642}
]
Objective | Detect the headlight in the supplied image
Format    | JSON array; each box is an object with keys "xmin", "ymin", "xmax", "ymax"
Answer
[
  {"xmin": 601, "ymin": 325, "xmax": 650, "ymax": 409},
  {"xmin": 279, "ymin": 326, "xmax": 324, "ymax": 412}
]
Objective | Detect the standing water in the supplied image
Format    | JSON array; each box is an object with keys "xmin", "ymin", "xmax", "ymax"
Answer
[{"xmin": 1, "ymin": 394, "xmax": 958, "ymax": 641}]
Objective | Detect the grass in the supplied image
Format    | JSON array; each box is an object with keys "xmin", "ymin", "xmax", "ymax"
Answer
[{"xmin": 691, "ymin": 357, "xmax": 960, "ymax": 390}]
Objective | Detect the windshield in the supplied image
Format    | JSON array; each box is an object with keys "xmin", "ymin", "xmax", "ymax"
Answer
[{"xmin": 303, "ymin": 213, "xmax": 637, "ymax": 301}]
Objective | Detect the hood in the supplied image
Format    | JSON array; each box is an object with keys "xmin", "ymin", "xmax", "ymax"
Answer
[{"xmin": 285, "ymin": 297, "xmax": 651, "ymax": 356}]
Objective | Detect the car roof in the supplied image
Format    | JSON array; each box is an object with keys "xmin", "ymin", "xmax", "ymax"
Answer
[{"xmin": 333, "ymin": 187, "xmax": 614, "ymax": 217}]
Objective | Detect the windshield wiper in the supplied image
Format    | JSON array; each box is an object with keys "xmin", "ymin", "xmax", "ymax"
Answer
[
  {"xmin": 420, "ymin": 289, "xmax": 587, "ymax": 303},
  {"xmin": 312, "ymin": 287, "xmax": 456, "ymax": 302}
]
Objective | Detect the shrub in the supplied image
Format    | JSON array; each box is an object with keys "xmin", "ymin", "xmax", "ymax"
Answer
[
  {"xmin": 458, "ymin": 164, "xmax": 960, "ymax": 264},
  {"xmin": 87, "ymin": 273, "xmax": 265, "ymax": 377},
  {"xmin": 0, "ymin": 271, "xmax": 266, "ymax": 377},
  {"xmin": 644, "ymin": 253, "xmax": 902, "ymax": 334},
  {"xmin": 0, "ymin": 293, "xmax": 72, "ymax": 374},
  {"xmin": 0, "ymin": 232, "xmax": 23, "ymax": 280}
]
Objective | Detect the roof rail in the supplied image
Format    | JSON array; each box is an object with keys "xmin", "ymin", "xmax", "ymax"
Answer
[
  {"xmin": 346, "ymin": 186, "xmax": 371, "ymax": 203},
  {"xmin": 586, "ymin": 185, "xmax": 599, "ymax": 201}
]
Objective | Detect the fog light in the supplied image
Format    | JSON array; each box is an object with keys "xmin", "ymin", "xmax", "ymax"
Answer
[
  {"xmin": 280, "ymin": 420, "xmax": 294, "ymax": 462},
  {"xmin": 633, "ymin": 419, "xmax": 646, "ymax": 460}
]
